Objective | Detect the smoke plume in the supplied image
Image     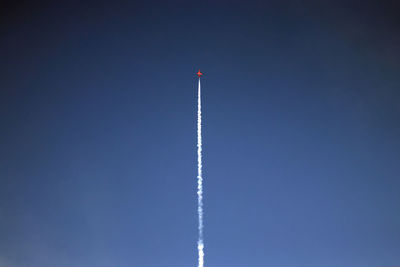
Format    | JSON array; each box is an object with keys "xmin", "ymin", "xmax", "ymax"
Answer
[{"xmin": 197, "ymin": 78, "xmax": 204, "ymax": 267}]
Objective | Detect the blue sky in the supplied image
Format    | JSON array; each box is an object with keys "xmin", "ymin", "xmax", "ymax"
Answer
[{"xmin": 1, "ymin": 1, "xmax": 399, "ymax": 266}]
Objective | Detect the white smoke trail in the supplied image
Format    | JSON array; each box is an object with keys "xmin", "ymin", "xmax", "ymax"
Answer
[{"xmin": 197, "ymin": 77, "xmax": 204, "ymax": 267}]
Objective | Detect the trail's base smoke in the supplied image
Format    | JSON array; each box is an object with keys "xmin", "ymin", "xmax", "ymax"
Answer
[{"xmin": 197, "ymin": 78, "xmax": 204, "ymax": 267}]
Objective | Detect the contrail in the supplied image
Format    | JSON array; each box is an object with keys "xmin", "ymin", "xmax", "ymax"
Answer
[{"xmin": 197, "ymin": 77, "xmax": 204, "ymax": 267}]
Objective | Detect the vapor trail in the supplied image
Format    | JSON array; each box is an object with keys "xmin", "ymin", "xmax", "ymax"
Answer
[{"xmin": 197, "ymin": 77, "xmax": 204, "ymax": 267}]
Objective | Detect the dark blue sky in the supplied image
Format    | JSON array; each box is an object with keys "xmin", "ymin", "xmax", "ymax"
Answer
[{"xmin": 1, "ymin": 1, "xmax": 400, "ymax": 266}]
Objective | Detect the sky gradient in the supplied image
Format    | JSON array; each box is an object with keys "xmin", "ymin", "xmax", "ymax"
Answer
[{"xmin": 1, "ymin": 1, "xmax": 400, "ymax": 266}]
